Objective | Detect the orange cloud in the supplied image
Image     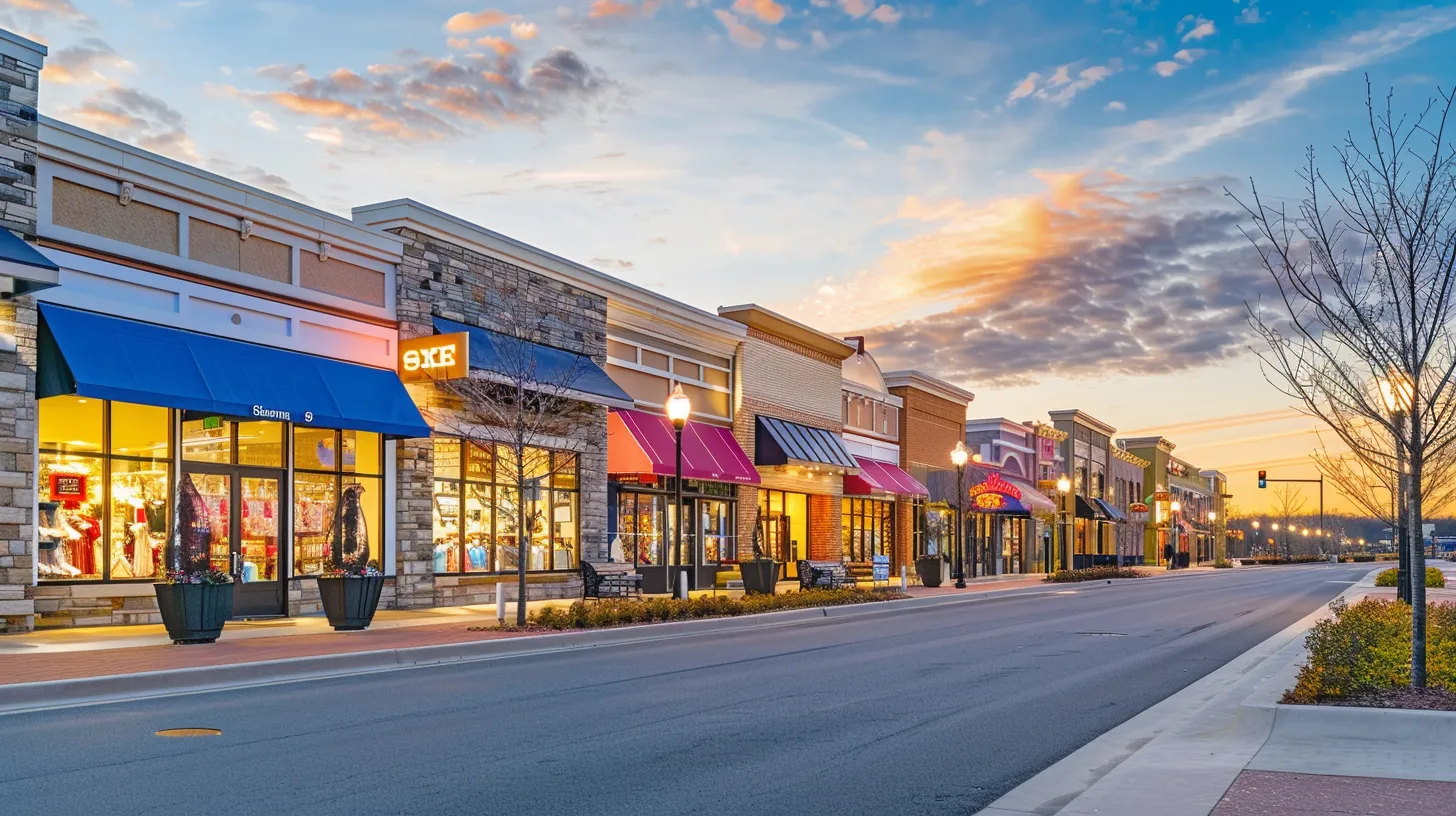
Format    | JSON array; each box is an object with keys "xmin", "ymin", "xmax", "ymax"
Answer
[
  {"xmin": 714, "ymin": 9, "xmax": 766, "ymax": 48},
  {"xmin": 590, "ymin": 0, "xmax": 635, "ymax": 17},
  {"xmin": 732, "ymin": 0, "xmax": 785, "ymax": 25},
  {"xmin": 444, "ymin": 8, "xmax": 511, "ymax": 32},
  {"xmin": 473, "ymin": 36, "xmax": 518, "ymax": 56}
]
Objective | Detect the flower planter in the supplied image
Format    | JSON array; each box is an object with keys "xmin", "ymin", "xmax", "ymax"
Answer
[
  {"xmin": 154, "ymin": 582, "xmax": 234, "ymax": 644},
  {"xmin": 740, "ymin": 559, "xmax": 780, "ymax": 595},
  {"xmin": 916, "ymin": 556, "xmax": 945, "ymax": 588},
  {"xmin": 317, "ymin": 575, "xmax": 385, "ymax": 631}
]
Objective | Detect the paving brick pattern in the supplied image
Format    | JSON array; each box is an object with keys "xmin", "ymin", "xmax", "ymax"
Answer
[{"xmin": 1213, "ymin": 770, "xmax": 1456, "ymax": 816}]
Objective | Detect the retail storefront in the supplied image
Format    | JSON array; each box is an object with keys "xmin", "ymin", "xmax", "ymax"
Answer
[
  {"xmin": 843, "ymin": 456, "xmax": 927, "ymax": 565},
  {"xmin": 607, "ymin": 407, "xmax": 758, "ymax": 592},
  {"xmin": 754, "ymin": 415, "xmax": 858, "ymax": 580},
  {"xmin": 963, "ymin": 470, "xmax": 1054, "ymax": 575},
  {"xmin": 34, "ymin": 303, "xmax": 427, "ymax": 619}
]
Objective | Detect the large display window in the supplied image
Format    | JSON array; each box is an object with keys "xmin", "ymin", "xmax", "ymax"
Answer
[
  {"xmin": 431, "ymin": 436, "xmax": 579, "ymax": 574},
  {"xmin": 841, "ymin": 497, "xmax": 893, "ymax": 563},
  {"xmin": 293, "ymin": 428, "xmax": 384, "ymax": 575},
  {"xmin": 613, "ymin": 479, "xmax": 737, "ymax": 567},
  {"xmin": 38, "ymin": 396, "xmax": 170, "ymax": 582}
]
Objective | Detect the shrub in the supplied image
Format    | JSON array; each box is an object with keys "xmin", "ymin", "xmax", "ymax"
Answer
[
  {"xmin": 1285, "ymin": 597, "xmax": 1456, "ymax": 703},
  {"xmin": 1374, "ymin": 567, "xmax": 1446, "ymax": 588},
  {"xmin": 527, "ymin": 587, "xmax": 906, "ymax": 630},
  {"xmin": 1241, "ymin": 555, "xmax": 1330, "ymax": 566},
  {"xmin": 1043, "ymin": 566, "xmax": 1142, "ymax": 583},
  {"xmin": 1213, "ymin": 560, "xmax": 1234, "ymax": 569}
]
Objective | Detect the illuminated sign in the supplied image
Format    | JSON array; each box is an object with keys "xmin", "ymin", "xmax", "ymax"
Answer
[
  {"xmin": 1128, "ymin": 502, "xmax": 1150, "ymax": 524},
  {"xmin": 972, "ymin": 492, "xmax": 1007, "ymax": 511},
  {"xmin": 49, "ymin": 473, "xmax": 87, "ymax": 503},
  {"xmin": 968, "ymin": 472, "xmax": 1023, "ymax": 502},
  {"xmin": 400, "ymin": 332, "xmax": 470, "ymax": 383}
]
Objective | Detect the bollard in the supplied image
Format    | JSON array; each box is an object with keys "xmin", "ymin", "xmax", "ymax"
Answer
[
  {"xmin": 496, "ymin": 582, "xmax": 506, "ymax": 623},
  {"xmin": 900, "ymin": 565, "xmax": 907, "ymax": 590},
  {"xmin": 677, "ymin": 570, "xmax": 689, "ymax": 600}
]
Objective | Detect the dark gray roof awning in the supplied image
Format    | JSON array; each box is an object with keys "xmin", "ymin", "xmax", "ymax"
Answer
[{"xmin": 755, "ymin": 415, "xmax": 857, "ymax": 469}]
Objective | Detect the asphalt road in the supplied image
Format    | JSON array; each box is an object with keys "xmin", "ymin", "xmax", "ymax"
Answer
[{"xmin": 0, "ymin": 564, "xmax": 1369, "ymax": 816}]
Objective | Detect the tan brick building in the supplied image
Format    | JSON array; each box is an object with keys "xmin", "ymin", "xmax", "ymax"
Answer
[{"xmin": 884, "ymin": 371, "xmax": 975, "ymax": 575}]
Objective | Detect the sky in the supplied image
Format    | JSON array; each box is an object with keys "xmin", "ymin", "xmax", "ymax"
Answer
[{"xmin": 5, "ymin": 0, "xmax": 1455, "ymax": 515}]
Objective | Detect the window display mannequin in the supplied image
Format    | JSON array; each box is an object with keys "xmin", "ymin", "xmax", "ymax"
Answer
[{"xmin": 36, "ymin": 502, "xmax": 77, "ymax": 577}]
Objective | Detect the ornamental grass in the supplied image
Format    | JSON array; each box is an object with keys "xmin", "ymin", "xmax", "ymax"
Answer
[
  {"xmin": 1374, "ymin": 567, "xmax": 1446, "ymax": 588},
  {"xmin": 1284, "ymin": 597, "xmax": 1456, "ymax": 703},
  {"xmin": 1042, "ymin": 566, "xmax": 1142, "ymax": 583},
  {"xmin": 529, "ymin": 587, "xmax": 907, "ymax": 630}
]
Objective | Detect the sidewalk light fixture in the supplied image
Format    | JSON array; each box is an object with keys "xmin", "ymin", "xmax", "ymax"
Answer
[
  {"xmin": 1056, "ymin": 476, "xmax": 1071, "ymax": 572},
  {"xmin": 951, "ymin": 441, "xmax": 969, "ymax": 589},
  {"xmin": 1168, "ymin": 499, "xmax": 1181, "ymax": 570},
  {"xmin": 666, "ymin": 384, "xmax": 691, "ymax": 597}
]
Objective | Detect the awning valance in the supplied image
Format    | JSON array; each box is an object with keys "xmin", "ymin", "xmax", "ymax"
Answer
[
  {"xmin": 0, "ymin": 229, "xmax": 59, "ymax": 296},
  {"xmin": 432, "ymin": 316, "xmax": 634, "ymax": 409},
  {"xmin": 755, "ymin": 415, "xmax": 857, "ymax": 470},
  {"xmin": 844, "ymin": 456, "xmax": 929, "ymax": 497},
  {"xmin": 608, "ymin": 408, "xmax": 760, "ymax": 484},
  {"xmin": 38, "ymin": 303, "xmax": 431, "ymax": 437}
]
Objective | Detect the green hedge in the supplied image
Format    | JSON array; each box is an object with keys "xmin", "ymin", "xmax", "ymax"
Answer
[
  {"xmin": 529, "ymin": 588, "xmax": 906, "ymax": 630},
  {"xmin": 1241, "ymin": 555, "xmax": 1330, "ymax": 566},
  {"xmin": 1285, "ymin": 597, "xmax": 1456, "ymax": 702},
  {"xmin": 1374, "ymin": 567, "xmax": 1446, "ymax": 588},
  {"xmin": 1043, "ymin": 566, "xmax": 1142, "ymax": 583}
]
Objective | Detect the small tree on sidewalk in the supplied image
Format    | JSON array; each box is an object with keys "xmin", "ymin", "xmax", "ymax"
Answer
[
  {"xmin": 1236, "ymin": 80, "xmax": 1456, "ymax": 687},
  {"xmin": 419, "ymin": 295, "xmax": 599, "ymax": 627},
  {"xmin": 1270, "ymin": 483, "xmax": 1307, "ymax": 559}
]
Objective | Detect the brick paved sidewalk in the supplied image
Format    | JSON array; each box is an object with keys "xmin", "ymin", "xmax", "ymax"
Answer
[
  {"xmin": 0, "ymin": 575, "xmax": 1054, "ymax": 688},
  {"xmin": 1213, "ymin": 771, "xmax": 1456, "ymax": 816}
]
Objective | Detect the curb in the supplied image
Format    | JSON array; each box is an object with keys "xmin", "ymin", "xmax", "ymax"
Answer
[
  {"xmin": 0, "ymin": 580, "xmax": 1079, "ymax": 716},
  {"xmin": 975, "ymin": 565, "xmax": 1381, "ymax": 816}
]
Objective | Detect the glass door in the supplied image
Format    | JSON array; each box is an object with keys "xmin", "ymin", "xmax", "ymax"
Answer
[{"xmin": 181, "ymin": 466, "xmax": 285, "ymax": 617}]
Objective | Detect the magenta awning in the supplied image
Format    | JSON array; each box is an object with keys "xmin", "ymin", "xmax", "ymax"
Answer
[
  {"xmin": 607, "ymin": 409, "xmax": 761, "ymax": 485},
  {"xmin": 844, "ymin": 456, "xmax": 929, "ymax": 497}
]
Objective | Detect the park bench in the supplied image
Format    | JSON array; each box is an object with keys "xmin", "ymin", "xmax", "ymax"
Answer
[
  {"xmin": 797, "ymin": 560, "xmax": 854, "ymax": 590},
  {"xmin": 581, "ymin": 561, "xmax": 644, "ymax": 599}
]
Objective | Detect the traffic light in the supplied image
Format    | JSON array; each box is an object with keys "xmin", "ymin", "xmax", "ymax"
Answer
[{"xmin": 1258, "ymin": 470, "xmax": 1267, "ymax": 489}]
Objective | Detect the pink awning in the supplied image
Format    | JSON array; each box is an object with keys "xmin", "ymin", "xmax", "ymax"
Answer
[
  {"xmin": 844, "ymin": 456, "xmax": 929, "ymax": 497},
  {"xmin": 608, "ymin": 409, "xmax": 761, "ymax": 485}
]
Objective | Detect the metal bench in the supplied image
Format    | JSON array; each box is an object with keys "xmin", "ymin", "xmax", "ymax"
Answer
[
  {"xmin": 581, "ymin": 561, "xmax": 644, "ymax": 599},
  {"xmin": 797, "ymin": 560, "xmax": 854, "ymax": 590}
]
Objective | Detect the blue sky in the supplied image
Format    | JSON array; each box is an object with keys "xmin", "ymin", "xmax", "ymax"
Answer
[{"xmin": 8, "ymin": 0, "xmax": 1456, "ymax": 511}]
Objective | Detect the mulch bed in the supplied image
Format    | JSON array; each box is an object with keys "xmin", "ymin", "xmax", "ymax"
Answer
[{"xmin": 1324, "ymin": 687, "xmax": 1456, "ymax": 711}]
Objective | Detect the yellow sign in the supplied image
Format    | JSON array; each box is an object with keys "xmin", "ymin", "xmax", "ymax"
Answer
[{"xmin": 399, "ymin": 332, "xmax": 469, "ymax": 383}]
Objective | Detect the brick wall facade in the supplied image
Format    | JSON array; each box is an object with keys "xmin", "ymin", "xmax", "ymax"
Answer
[
  {"xmin": 890, "ymin": 384, "xmax": 967, "ymax": 575},
  {"xmin": 391, "ymin": 226, "xmax": 608, "ymax": 607},
  {"xmin": 731, "ymin": 332, "xmax": 845, "ymax": 562},
  {"xmin": 0, "ymin": 36, "xmax": 41, "ymax": 632}
]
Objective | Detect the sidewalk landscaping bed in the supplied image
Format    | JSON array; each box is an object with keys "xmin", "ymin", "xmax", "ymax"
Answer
[
  {"xmin": 529, "ymin": 588, "xmax": 907, "ymax": 630},
  {"xmin": 1043, "ymin": 566, "xmax": 1142, "ymax": 583},
  {"xmin": 1240, "ymin": 555, "xmax": 1332, "ymax": 566},
  {"xmin": 1375, "ymin": 567, "xmax": 1446, "ymax": 588},
  {"xmin": 1283, "ymin": 597, "xmax": 1456, "ymax": 708}
]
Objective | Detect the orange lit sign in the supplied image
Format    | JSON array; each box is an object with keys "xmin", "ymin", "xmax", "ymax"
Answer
[
  {"xmin": 399, "ymin": 333, "xmax": 469, "ymax": 383},
  {"xmin": 972, "ymin": 492, "xmax": 1007, "ymax": 511}
]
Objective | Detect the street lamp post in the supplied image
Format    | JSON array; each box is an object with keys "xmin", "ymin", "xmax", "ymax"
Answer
[
  {"xmin": 1056, "ymin": 476, "xmax": 1072, "ymax": 571},
  {"xmin": 666, "ymin": 385, "xmax": 692, "ymax": 599},
  {"xmin": 951, "ymin": 442, "xmax": 969, "ymax": 589},
  {"xmin": 1251, "ymin": 520, "xmax": 1261, "ymax": 558},
  {"xmin": 1381, "ymin": 376, "xmax": 1412, "ymax": 604},
  {"xmin": 1167, "ymin": 499, "xmax": 1181, "ymax": 570},
  {"xmin": 1206, "ymin": 511, "xmax": 1217, "ymax": 565}
]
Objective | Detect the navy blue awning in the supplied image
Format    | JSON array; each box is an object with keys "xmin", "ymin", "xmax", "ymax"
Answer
[
  {"xmin": 0, "ymin": 229, "xmax": 59, "ymax": 295},
  {"xmin": 1094, "ymin": 498, "xmax": 1127, "ymax": 522},
  {"xmin": 1075, "ymin": 495, "xmax": 1108, "ymax": 520},
  {"xmin": 38, "ymin": 304, "xmax": 431, "ymax": 438},
  {"xmin": 432, "ymin": 316, "xmax": 633, "ymax": 408},
  {"xmin": 755, "ymin": 415, "xmax": 857, "ymax": 469}
]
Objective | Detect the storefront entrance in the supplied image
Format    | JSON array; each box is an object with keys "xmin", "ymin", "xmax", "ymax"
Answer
[
  {"xmin": 182, "ymin": 465, "xmax": 285, "ymax": 617},
  {"xmin": 759, "ymin": 489, "xmax": 807, "ymax": 580}
]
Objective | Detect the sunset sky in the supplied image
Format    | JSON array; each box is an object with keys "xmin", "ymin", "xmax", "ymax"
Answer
[{"xmin": 8, "ymin": 0, "xmax": 1455, "ymax": 515}]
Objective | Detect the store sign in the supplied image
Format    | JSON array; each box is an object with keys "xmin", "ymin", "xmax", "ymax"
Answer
[
  {"xmin": 400, "ymin": 333, "xmax": 470, "ymax": 383},
  {"xmin": 1129, "ymin": 502, "xmax": 1150, "ymax": 524},
  {"xmin": 1154, "ymin": 491, "xmax": 1170, "ymax": 503},
  {"xmin": 969, "ymin": 472, "xmax": 1023, "ymax": 501},
  {"xmin": 973, "ymin": 492, "xmax": 1008, "ymax": 511},
  {"xmin": 49, "ymin": 472, "xmax": 87, "ymax": 502},
  {"xmin": 1038, "ymin": 436, "xmax": 1056, "ymax": 461}
]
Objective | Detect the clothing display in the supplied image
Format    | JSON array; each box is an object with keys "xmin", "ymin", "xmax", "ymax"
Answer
[
  {"xmin": 327, "ymin": 483, "xmax": 370, "ymax": 566},
  {"xmin": 174, "ymin": 474, "xmax": 214, "ymax": 574}
]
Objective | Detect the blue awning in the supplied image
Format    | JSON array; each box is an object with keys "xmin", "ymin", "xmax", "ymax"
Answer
[
  {"xmin": 1094, "ymin": 498, "xmax": 1128, "ymax": 522},
  {"xmin": 432, "ymin": 316, "xmax": 633, "ymax": 408},
  {"xmin": 755, "ymin": 415, "xmax": 857, "ymax": 469},
  {"xmin": 0, "ymin": 229, "xmax": 59, "ymax": 295},
  {"xmin": 38, "ymin": 304, "xmax": 431, "ymax": 438}
]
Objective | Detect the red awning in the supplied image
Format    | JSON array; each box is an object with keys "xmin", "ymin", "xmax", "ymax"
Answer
[
  {"xmin": 844, "ymin": 456, "xmax": 929, "ymax": 497},
  {"xmin": 607, "ymin": 409, "xmax": 761, "ymax": 485}
]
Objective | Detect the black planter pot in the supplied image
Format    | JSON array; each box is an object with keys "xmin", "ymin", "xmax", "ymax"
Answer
[
  {"xmin": 916, "ymin": 556, "xmax": 945, "ymax": 588},
  {"xmin": 154, "ymin": 582, "xmax": 234, "ymax": 644},
  {"xmin": 317, "ymin": 575, "xmax": 385, "ymax": 631},
  {"xmin": 740, "ymin": 559, "xmax": 780, "ymax": 595}
]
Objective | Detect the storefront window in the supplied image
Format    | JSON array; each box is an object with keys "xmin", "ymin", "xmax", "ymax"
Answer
[
  {"xmin": 431, "ymin": 436, "xmax": 578, "ymax": 574},
  {"xmin": 916, "ymin": 501, "xmax": 950, "ymax": 558},
  {"xmin": 700, "ymin": 499, "xmax": 733, "ymax": 562},
  {"xmin": 108, "ymin": 458, "xmax": 168, "ymax": 579},
  {"xmin": 618, "ymin": 492, "xmax": 663, "ymax": 565},
  {"xmin": 182, "ymin": 414, "xmax": 232, "ymax": 463},
  {"xmin": 237, "ymin": 421, "xmax": 283, "ymax": 467},
  {"xmin": 293, "ymin": 428, "xmax": 383, "ymax": 575},
  {"xmin": 39, "ymin": 395, "xmax": 102, "ymax": 454},
  {"xmin": 842, "ymin": 497, "xmax": 892, "ymax": 563}
]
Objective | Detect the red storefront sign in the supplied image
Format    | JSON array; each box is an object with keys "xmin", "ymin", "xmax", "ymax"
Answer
[{"xmin": 49, "ymin": 472, "xmax": 87, "ymax": 503}]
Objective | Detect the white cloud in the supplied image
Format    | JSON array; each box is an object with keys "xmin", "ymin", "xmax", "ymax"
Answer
[
  {"xmin": 1105, "ymin": 100, "xmax": 1126, "ymax": 111},
  {"xmin": 834, "ymin": 65, "xmax": 917, "ymax": 85},
  {"xmin": 1007, "ymin": 71, "xmax": 1039, "ymax": 103},
  {"xmin": 838, "ymin": 0, "xmax": 872, "ymax": 18},
  {"xmin": 1238, "ymin": 2, "xmax": 1266, "ymax": 25},
  {"xmin": 869, "ymin": 4, "xmax": 901, "ymax": 24},
  {"xmin": 1153, "ymin": 48, "xmax": 1206, "ymax": 77},
  {"xmin": 714, "ymin": 9, "xmax": 767, "ymax": 49},
  {"xmin": 1153, "ymin": 60, "xmax": 1181, "ymax": 77},
  {"xmin": 304, "ymin": 125, "xmax": 344, "ymax": 147},
  {"xmin": 1179, "ymin": 14, "xmax": 1216, "ymax": 42},
  {"xmin": 776, "ymin": 36, "xmax": 799, "ymax": 50},
  {"xmin": 510, "ymin": 21, "xmax": 539, "ymax": 39},
  {"xmin": 811, "ymin": 30, "xmax": 831, "ymax": 50},
  {"xmin": 248, "ymin": 110, "xmax": 278, "ymax": 131}
]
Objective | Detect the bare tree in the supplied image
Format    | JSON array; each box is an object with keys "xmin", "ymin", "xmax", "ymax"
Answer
[
  {"xmin": 1236, "ymin": 80, "xmax": 1456, "ymax": 687},
  {"xmin": 1270, "ymin": 483, "xmax": 1308, "ymax": 559},
  {"xmin": 418, "ymin": 295, "xmax": 600, "ymax": 627},
  {"xmin": 1312, "ymin": 432, "xmax": 1456, "ymax": 525}
]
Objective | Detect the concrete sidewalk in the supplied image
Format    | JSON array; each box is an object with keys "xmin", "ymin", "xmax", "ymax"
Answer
[{"xmin": 977, "ymin": 563, "xmax": 1456, "ymax": 816}]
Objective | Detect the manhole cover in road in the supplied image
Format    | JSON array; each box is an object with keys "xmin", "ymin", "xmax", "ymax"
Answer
[{"xmin": 155, "ymin": 728, "xmax": 222, "ymax": 738}]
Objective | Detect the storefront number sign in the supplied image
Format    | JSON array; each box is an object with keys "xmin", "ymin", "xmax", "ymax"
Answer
[
  {"xmin": 49, "ymin": 472, "xmax": 87, "ymax": 503},
  {"xmin": 400, "ymin": 332, "xmax": 470, "ymax": 383}
]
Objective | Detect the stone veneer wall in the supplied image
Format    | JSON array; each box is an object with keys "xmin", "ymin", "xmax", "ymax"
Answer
[
  {"xmin": 390, "ymin": 227, "xmax": 608, "ymax": 608},
  {"xmin": 0, "ymin": 34, "xmax": 41, "ymax": 632}
]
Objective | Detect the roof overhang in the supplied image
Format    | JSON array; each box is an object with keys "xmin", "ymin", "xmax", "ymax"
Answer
[
  {"xmin": 718, "ymin": 304, "xmax": 857, "ymax": 360},
  {"xmin": 882, "ymin": 369, "xmax": 976, "ymax": 406}
]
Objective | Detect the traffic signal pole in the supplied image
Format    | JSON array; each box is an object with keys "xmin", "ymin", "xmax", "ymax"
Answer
[{"xmin": 1256, "ymin": 473, "xmax": 1325, "ymax": 557}]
